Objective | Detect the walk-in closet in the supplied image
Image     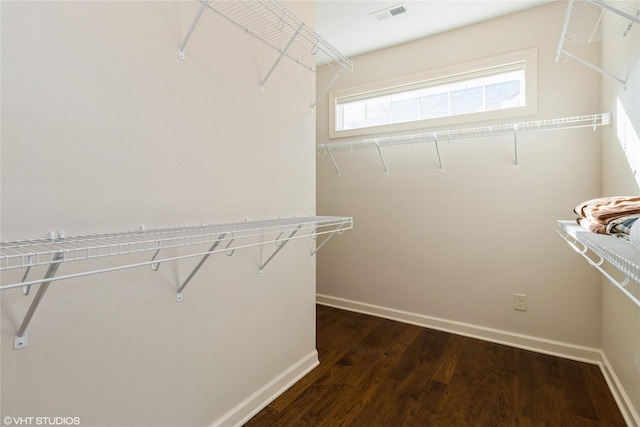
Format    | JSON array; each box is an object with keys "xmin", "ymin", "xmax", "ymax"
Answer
[{"xmin": 1, "ymin": 1, "xmax": 638, "ymax": 426}]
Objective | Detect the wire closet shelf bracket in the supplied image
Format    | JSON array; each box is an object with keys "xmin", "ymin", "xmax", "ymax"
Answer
[
  {"xmin": 317, "ymin": 113, "xmax": 611, "ymax": 175},
  {"xmin": 556, "ymin": 220, "xmax": 640, "ymax": 308},
  {"xmin": 1, "ymin": 216, "xmax": 353, "ymax": 350},
  {"xmin": 178, "ymin": 0, "xmax": 353, "ymax": 107},
  {"xmin": 556, "ymin": 0, "xmax": 640, "ymax": 88}
]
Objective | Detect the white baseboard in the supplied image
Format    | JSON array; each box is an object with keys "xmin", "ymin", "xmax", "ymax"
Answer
[
  {"xmin": 317, "ymin": 294, "xmax": 640, "ymax": 426},
  {"xmin": 599, "ymin": 352, "xmax": 640, "ymax": 427},
  {"xmin": 210, "ymin": 350, "xmax": 319, "ymax": 427},
  {"xmin": 316, "ymin": 294, "xmax": 601, "ymax": 363},
  {"xmin": 207, "ymin": 297, "xmax": 638, "ymax": 427}
]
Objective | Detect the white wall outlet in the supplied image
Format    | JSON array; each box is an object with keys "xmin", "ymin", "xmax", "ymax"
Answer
[{"xmin": 514, "ymin": 293, "xmax": 527, "ymax": 311}]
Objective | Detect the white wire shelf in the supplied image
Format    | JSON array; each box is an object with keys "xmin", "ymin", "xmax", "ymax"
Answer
[
  {"xmin": 557, "ymin": 220, "xmax": 640, "ymax": 308},
  {"xmin": 556, "ymin": 0, "xmax": 640, "ymax": 86},
  {"xmin": 207, "ymin": 0, "xmax": 352, "ymax": 72},
  {"xmin": 1, "ymin": 216, "xmax": 352, "ymax": 278},
  {"xmin": 2, "ymin": 216, "xmax": 352, "ymax": 349},
  {"xmin": 317, "ymin": 113, "xmax": 611, "ymax": 174},
  {"xmin": 178, "ymin": 0, "xmax": 352, "ymax": 101}
]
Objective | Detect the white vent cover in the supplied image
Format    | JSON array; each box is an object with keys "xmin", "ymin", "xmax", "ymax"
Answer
[{"xmin": 370, "ymin": 3, "xmax": 407, "ymax": 21}]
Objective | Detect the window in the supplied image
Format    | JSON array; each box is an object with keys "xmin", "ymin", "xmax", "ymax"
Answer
[{"xmin": 330, "ymin": 49, "xmax": 537, "ymax": 138}]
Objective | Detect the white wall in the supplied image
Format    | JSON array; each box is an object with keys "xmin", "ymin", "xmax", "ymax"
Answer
[
  {"xmin": 316, "ymin": 2, "xmax": 604, "ymax": 357},
  {"xmin": 600, "ymin": 10, "xmax": 640, "ymax": 425},
  {"xmin": 1, "ymin": 1, "xmax": 317, "ymax": 426}
]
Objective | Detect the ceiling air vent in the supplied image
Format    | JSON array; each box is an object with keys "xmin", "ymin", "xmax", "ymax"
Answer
[{"xmin": 370, "ymin": 4, "xmax": 407, "ymax": 22}]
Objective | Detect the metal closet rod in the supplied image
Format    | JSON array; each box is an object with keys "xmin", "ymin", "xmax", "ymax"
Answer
[{"xmin": 317, "ymin": 113, "xmax": 611, "ymax": 175}]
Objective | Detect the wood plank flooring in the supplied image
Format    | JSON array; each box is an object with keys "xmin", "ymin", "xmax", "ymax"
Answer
[{"xmin": 245, "ymin": 305, "xmax": 627, "ymax": 427}]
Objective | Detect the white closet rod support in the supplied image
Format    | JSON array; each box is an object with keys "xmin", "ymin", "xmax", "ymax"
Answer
[
  {"xmin": 260, "ymin": 23, "xmax": 304, "ymax": 93},
  {"xmin": 513, "ymin": 125, "xmax": 519, "ymax": 168},
  {"xmin": 375, "ymin": 142, "xmax": 389, "ymax": 174},
  {"xmin": 326, "ymin": 148, "xmax": 341, "ymax": 176},
  {"xmin": 433, "ymin": 135, "xmax": 444, "ymax": 172},
  {"xmin": 309, "ymin": 224, "xmax": 346, "ymax": 259},
  {"xmin": 560, "ymin": 49, "xmax": 627, "ymax": 87},
  {"xmin": 556, "ymin": 0, "xmax": 575, "ymax": 62},
  {"xmin": 176, "ymin": 233, "xmax": 225, "ymax": 302},
  {"xmin": 178, "ymin": 0, "xmax": 210, "ymax": 60},
  {"xmin": 312, "ymin": 66, "xmax": 345, "ymax": 110},
  {"xmin": 258, "ymin": 226, "xmax": 301, "ymax": 275},
  {"xmin": 14, "ymin": 252, "xmax": 64, "ymax": 350}
]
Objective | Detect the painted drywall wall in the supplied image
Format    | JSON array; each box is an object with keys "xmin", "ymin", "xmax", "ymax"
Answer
[
  {"xmin": 1, "ymin": 1, "xmax": 317, "ymax": 426},
  {"xmin": 600, "ymin": 12, "xmax": 640, "ymax": 425},
  {"xmin": 316, "ymin": 2, "xmax": 604, "ymax": 354}
]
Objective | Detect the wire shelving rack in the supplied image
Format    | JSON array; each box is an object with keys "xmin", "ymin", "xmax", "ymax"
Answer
[
  {"xmin": 1, "ymin": 216, "xmax": 353, "ymax": 349},
  {"xmin": 178, "ymin": 0, "xmax": 353, "ymax": 105},
  {"xmin": 556, "ymin": 0, "xmax": 640, "ymax": 87},
  {"xmin": 317, "ymin": 113, "xmax": 611, "ymax": 175},
  {"xmin": 556, "ymin": 220, "xmax": 640, "ymax": 308}
]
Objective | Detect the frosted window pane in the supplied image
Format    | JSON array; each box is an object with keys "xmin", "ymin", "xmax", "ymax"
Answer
[
  {"xmin": 451, "ymin": 87, "xmax": 483, "ymax": 115},
  {"xmin": 419, "ymin": 93, "xmax": 449, "ymax": 120},
  {"xmin": 335, "ymin": 63, "xmax": 528, "ymax": 133},
  {"xmin": 485, "ymin": 81, "xmax": 522, "ymax": 110}
]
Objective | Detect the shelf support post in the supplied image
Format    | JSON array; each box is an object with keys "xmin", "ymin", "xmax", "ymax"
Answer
[
  {"xmin": 559, "ymin": 49, "xmax": 627, "ymax": 87},
  {"xmin": 259, "ymin": 226, "xmax": 301, "ymax": 275},
  {"xmin": 326, "ymin": 148, "xmax": 341, "ymax": 176},
  {"xmin": 309, "ymin": 224, "xmax": 346, "ymax": 259},
  {"xmin": 513, "ymin": 125, "xmax": 519, "ymax": 168},
  {"xmin": 433, "ymin": 134, "xmax": 444, "ymax": 172},
  {"xmin": 311, "ymin": 66, "xmax": 345, "ymax": 109},
  {"xmin": 375, "ymin": 142, "xmax": 389, "ymax": 174},
  {"xmin": 556, "ymin": 0, "xmax": 574, "ymax": 62},
  {"xmin": 14, "ymin": 252, "xmax": 64, "ymax": 350},
  {"xmin": 178, "ymin": 0, "xmax": 210, "ymax": 60},
  {"xmin": 176, "ymin": 233, "xmax": 226, "ymax": 302},
  {"xmin": 260, "ymin": 23, "xmax": 304, "ymax": 93}
]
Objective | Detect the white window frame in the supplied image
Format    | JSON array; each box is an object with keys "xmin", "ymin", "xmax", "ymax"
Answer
[{"xmin": 329, "ymin": 48, "xmax": 537, "ymax": 139}]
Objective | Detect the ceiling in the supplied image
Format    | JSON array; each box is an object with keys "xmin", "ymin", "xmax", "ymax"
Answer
[{"xmin": 315, "ymin": 0, "xmax": 554, "ymax": 58}]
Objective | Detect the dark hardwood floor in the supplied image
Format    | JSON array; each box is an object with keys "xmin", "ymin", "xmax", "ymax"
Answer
[{"xmin": 245, "ymin": 305, "xmax": 627, "ymax": 427}]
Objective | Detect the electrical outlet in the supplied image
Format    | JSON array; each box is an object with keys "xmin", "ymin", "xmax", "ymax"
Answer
[{"xmin": 514, "ymin": 294, "xmax": 527, "ymax": 311}]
